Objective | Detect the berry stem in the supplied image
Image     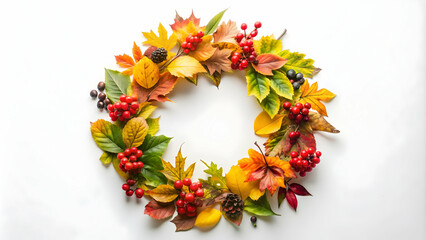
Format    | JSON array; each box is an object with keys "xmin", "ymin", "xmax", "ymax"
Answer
[
  {"xmin": 277, "ymin": 28, "xmax": 287, "ymax": 40},
  {"xmin": 254, "ymin": 141, "xmax": 269, "ymax": 167},
  {"xmin": 159, "ymin": 47, "xmax": 183, "ymax": 71}
]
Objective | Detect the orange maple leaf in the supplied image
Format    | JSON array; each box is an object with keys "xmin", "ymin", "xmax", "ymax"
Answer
[
  {"xmin": 170, "ymin": 11, "xmax": 204, "ymax": 43},
  {"xmin": 298, "ymin": 80, "xmax": 336, "ymax": 117},
  {"xmin": 238, "ymin": 148, "xmax": 296, "ymax": 195}
]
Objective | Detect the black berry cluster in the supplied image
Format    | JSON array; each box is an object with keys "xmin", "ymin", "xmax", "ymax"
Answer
[
  {"xmin": 283, "ymin": 102, "xmax": 312, "ymax": 124},
  {"xmin": 150, "ymin": 47, "xmax": 168, "ymax": 63},
  {"xmin": 90, "ymin": 81, "xmax": 111, "ymax": 110},
  {"xmin": 122, "ymin": 179, "xmax": 144, "ymax": 198},
  {"xmin": 231, "ymin": 21, "xmax": 262, "ymax": 70},
  {"xmin": 117, "ymin": 147, "xmax": 144, "ymax": 174},
  {"xmin": 181, "ymin": 31, "xmax": 204, "ymax": 54},
  {"xmin": 289, "ymin": 148, "xmax": 322, "ymax": 177},
  {"xmin": 107, "ymin": 94, "xmax": 139, "ymax": 122},
  {"xmin": 286, "ymin": 69, "xmax": 305, "ymax": 90},
  {"xmin": 221, "ymin": 193, "xmax": 244, "ymax": 219},
  {"xmin": 174, "ymin": 178, "xmax": 204, "ymax": 217}
]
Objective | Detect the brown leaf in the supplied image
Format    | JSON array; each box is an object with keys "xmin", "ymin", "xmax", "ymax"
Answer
[
  {"xmin": 115, "ymin": 54, "xmax": 135, "ymax": 68},
  {"xmin": 171, "ymin": 214, "xmax": 197, "ymax": 232},
  {"xmin": 144, "ymin": 200, "xmax": 175, "ymax": 220},
  {"xmin": 143, "ymin": 46, "xmax": 157, "ymax": 59},
  {"xmin": 252, "ymin": 53, "xmax": 287, "ymax": 76},
  {"xmin": 213, "ymin": 20, "xmax": 240, "ymax": 44},
  {"xmin": 309, "ymin": 112, "xmax": 340, "ymax": 133},
  {"xmin": 289, "ymin": 183, "xmax": 312, "ymax": 196},
  {"xmin": 132, "ymin": 42, "xmax": 143, "ymax": 62},
  {"xmin": 132, "ymin": 71, "xmax": 178, "ymax": 102},
  {"xmin": 286, "ymin": 188, "xmax": 298, "ymax": 211},
  {"xmin": 202, "ymin": 48, "xmax": 233, "ymax": 75}
]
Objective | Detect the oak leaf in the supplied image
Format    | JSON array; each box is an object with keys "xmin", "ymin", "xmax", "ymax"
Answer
[
  {"xmin": 132, "ymin": 71, "xmax": 178, "ymax": 103},
  {"xmin": 133, "ymin": 57, "xmax": 160, "ymax": 89},
  {"xmin": 252, "ymin": 53, "xmax": 287, "ymax": 76},
  {"xmin": 144, "ymin": 200, "xmax": 175, "ymax": 220},
  {"xmin": 254, "ymin": 111, "xmax": 284, "ymax": 136},
  {"xmin": 298, "ymin": 80, "xmax": 336, "ymax": 116},
  {"xmin": 225, "ymin": 165, "xmax": 264, "ymax": 201},
  {"xmin": 238, "ymin": 149, "xmax": 296, "ymax": 195},
  {"xmin": 160, "ymin": 147, "xmax": 195, "ymax": 182},
  {"xmin": 188, "ymin": 35, "xmax": 215, "ymax": 62},
  {"xmin": 145, "ymin": 184, "xmax": 179, "ymax": 203},
  {"xmin": 142, "ymin": 23, "xmax": 177, "ymax": 51},
  {"xmin": 201, "ymin": 48, "xmax": 233, "ymax": 75},
  {"xmin": 166, "ymin": 56, "xmax": 206, "ymax": 78}
]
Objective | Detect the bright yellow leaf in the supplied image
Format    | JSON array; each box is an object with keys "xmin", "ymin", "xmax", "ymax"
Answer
[
  {"xmin": 188, "ymin": 35, "xmax": 216, "ymax": 62},
  {"xmin": 142, "ymin": 23, "xmax": 177, "ymax": 51},
  {"xmin": 225, "ymin": 165, "xmax": 264, "ymax": 201},
  {"xmin": 145, "ymin": 184, "xmax": 179, "ymax": 203},
  {"xmin": 195, "ymin": 208, "xmax": 221, "ymax": 229},
  {"xmin": 166, "ymin": 56, "xmax": 206, "ymax": 78},
  {"xmin": 160, "ymin": 147, "xmax": 195, "ymax": 182},
  {"xmin": 133, "ymin": 57, "xmax": 160, "ymax": 89},
  {"xmin": 298, "ymin": 80, "xmax": 336, "ymax": 117},
  {"xmin": 254, "ymin": 111, "xmax": 284, "ymax": 136}
]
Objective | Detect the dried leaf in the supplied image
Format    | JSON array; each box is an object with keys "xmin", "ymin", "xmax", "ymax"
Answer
[
  {"xmin": 160, "ymin": 147, "xmax": 195, "ymax": 182},
  {"xmin": 143, "ymin": 46, "xmax": 157, "ymax": 59},
  {"xmin": 286, "ymin": 189, "xmax": 298, "ymax": 211},
  {"xmin": 188, "ymin": 35, "xmax": 216, "ymax": 62},
  {"xmin": 212, "ymin": 42, "xmax": 241, "ymax": 52},
  {"xmin": 171, "ymin": 214, "xmax": 197, "ymax": 232},
  {"xmin": 122, "ymin": 117, "xmax": 148, "ymax": 148},
  {"xmin": 167, "ymin": 56, "xmax": 206, "ymax": 78},
  {"xmin": 146, "ymin": 184, "xmax": 179, "ymax": 203},
  {"xmin": 298, "ymin": 80, "xmax": 336, "ymax": 116},
  {"xmin": 201, "ymin": 48, "xmax": 233, "ymax": 75},
  {"xmin": 144, "ymin": 200, "xmax": 175, "ymax": 220},
  {"xmin": 194, "ymin": 208, "xmax": 221, "ymax": 229},
  {"xmin": 133, "ymin": 57, "xmax": 160, "ymax": 89},
  {"xmin": 254, "ymin": 111, "xmax": 284, "ymax": 136},
  {"xmin": 252, "ymin": 53, "xmax": 287, "ymax": 76},
  {"xmin": 115, "ymin": 54, "xmax": 135, "ymax": 68},
  {"xmin": 225, "ymin": 165, "xmax": 264, "ymax": 201},
  {"xmin": 143, "ymin": 23, "xmax": 177, "ymax": 51},
  {"xmin": 132, "ymin": 42, "xmax": 143, "ymax": 62},
  {"xmin": 309, "ymin": 112, "xmax": 340, "ymax": 133},
  {"xmin": 132, "ymin": 71, "xmax": 178, "ymax": 103},
  {"xmin": 213, "ymin": 20, "xmax": 239, "ymax": 44},
  {"xmin": 289, "ymin": 183, "xmax": 312, "ymax": 196}
]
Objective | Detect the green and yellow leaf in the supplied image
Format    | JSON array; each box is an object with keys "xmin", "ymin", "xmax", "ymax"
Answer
[
  {"xmin": 90, "ymin": 119, "xmax": 125, "ymax": 153},
  {"xmin": 122, "ymin": 117, "xmax": 149, "ymax": 148},
  {"xmin": 146, "ymin": 184, "xmax": 179, "ymax": 203},
  {"xmin": 245, "ymin": 66, "xmax": 270, "ymax": 102},
  {"xmin": 278, "ymin": 50, "xmax": 321, "ymax": 78},
  {"xmin": 146, "ymin": 117, "xmax": 160, "ymax": 135},
  {"xmin": 253, "ymin": 35, "xmax": 283, "ymax": 54},
  {"xmin": 160, "ymin": 147, "xmax": 195, "ymax": 182}
]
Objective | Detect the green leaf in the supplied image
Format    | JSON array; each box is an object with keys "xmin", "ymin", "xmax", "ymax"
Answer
[
  {"xmin": 245, "ymin": 67, "xmax": 270, "ymax": 102},
  {"xmin": 146, "ymin": 117, "xmax": 160, "ymax": 135},
  {"xmin": 100, "ymin": 152, "xmax": 115, "ymax": 165},
  {"xmin": 253, "ymin": 36, "xmax": 282, "ymax": 54},
  {"xmin": 278, "ymin": 50, "xmax": 321, "ymax": 78},
  {"xmin": 244, "ymin": 195, "xmax": 280, "ymax": 216},
  {"xmin": 90, "ymin": 119, "xmax": 125, "ymax": 153},
  {"xmin": 105, "ymin": 69, "xmax": 132, "ymax": 103},
  {"xmin": 200, "ymin": 160, "xmax": 227, "ymax": 190},
  {"xmin": 141, "ymin": 165, "xmax": 168, "ymax": 187},
  {"xmin": 269, "ymin": 71, "xmax": 293, "ymax": 99},
  {"xmin": 122, "ymin": 117, "xmax": 149, "ymax": 148},
  {"xmin": 204, "ymin": 9, "xmax": 227, "ymax": 35},
  {"xmin": 139, "ymin": 135, "xmax": 172, "ymax": 170},
  {"xmin": 259, "ymin": 90, "xmax": 280, "ymax": 119}
]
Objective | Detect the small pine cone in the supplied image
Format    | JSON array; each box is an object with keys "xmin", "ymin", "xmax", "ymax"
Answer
[
  {"xmin": 221, "ymin": 193, "xmax": 244, "ymax": 219},
  {"xmin": 150, "ymin": 47, "xmax": 168, "ymax": 63}
]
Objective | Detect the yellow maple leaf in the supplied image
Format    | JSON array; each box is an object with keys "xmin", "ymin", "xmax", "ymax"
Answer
[
  {"xmin": 166, "ymin": 56, "xmax": 206, "ymax": 78},
  {"xmin": 188, "ymin": 35, "xmax": 216, "ymax": 62},
  {"xmin": 225, "ymin": 165, "xmax": 264, "ymax": 201},
  {"xmin": 142, "ymin": 23, "xmax": 177, "ymax": 51},
  {"xmin": 133, "ymin": 57, "xmax": 160, "ymax": 89},
  {"xmin": 253, "ymin": 111, "xmax": 284, "ymax": 136},
  {"xmin": 298, "ymin": 80, "xmax": 336, "ymax": 117},
  {"xmin": 160, "ymin": 147, "xmax": 195, "ymax": 182}
]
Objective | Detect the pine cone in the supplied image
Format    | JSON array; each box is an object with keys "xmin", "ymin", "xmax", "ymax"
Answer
[
  {"xmin": 150, "ymin": 47, "xmax": 167, "ymax": 63},
  {"xmin": 221, "ymin": 193, "xmax": 244, "ymax": 219}
]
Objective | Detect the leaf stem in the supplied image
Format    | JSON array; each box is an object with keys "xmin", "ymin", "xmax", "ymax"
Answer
[
  {"xmin": 254, "ymin": 141, "xmax": 269, "ymax": 167},
  {"xmin": 277, "ymin": 29, "xmax": 287, "ymax": 40},
  {"xmin": 159, "ymin": 47, "xmax": 183, "ymax": 71}
]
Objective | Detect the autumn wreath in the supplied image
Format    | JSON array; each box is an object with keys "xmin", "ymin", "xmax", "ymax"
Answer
[{"xmin": 89, "ymin": 10, "xmax": 339, "ymax": 231}]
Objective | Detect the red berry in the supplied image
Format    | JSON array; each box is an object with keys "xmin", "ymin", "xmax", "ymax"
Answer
[
  {"xmin": 290, "ymin": 139, "xmax": 297, "ymax": 145},
  {"xmin": 316, "ymin": 151, "xmax": 322, "ymax": 157},
  {"xmin": 295, "ymin": 131, "xmax": 300, "ymax": 138},
  {"xmin": 197, "ymin": 182, "xmax": 202, "ymax": 189},
  {"xmin": 254, "ymin": 21, "xmax": 262, "ymax": 28},
  {"xmin": 186, "ymin": 204, "xmax": 197, "ymax": 213},
  {"xmin": 186, "ymin": 35, "xmax": 191, "ymax": 42},
  {"xmin": 130, "ymin": 108, "xmax": 137, "ymax": 115},
  {"xmin": 307, "ymin": 147, "xmax": 316, "ymax": 155},
  {"xmin": 177, "ymin": 207, "xmax": 186, "ymax": 215},
  {"xmin": 130, "ymin": 147, "xmax": 137, "ymax": 154},
  {"xmin": 125, "ymin": 96, "xmax": 133, "ymax": 104},
  {"xmin": 129, "ymin": 155, "xmax": 137, "ymax": 162},
  {"xmin": 295, "ymin": 103, "xmax": 303, "ymax": 109},
  {"xmin": 117, "ymin": 152, "xmax": 125, "ymax": 160},
  {"xmin": 290, "ymin": 80, "xmax": 294, "ymax": 84},
  {"xmin": 231, "ymin": 55, "xmax": 240, "ymax": 63},
  {"xmin": 301, "ymin": 108, "xmax": 309, "ymax": 115},
  {"xmin": 248, "ymin": 55, "xmax": 256, "ymax": 62},
  {"xmin": 119, "ymin": 116, "xmax": 125, "ymax": 122},
  {"xmin": 236, "ymin": 33, "xmax": 244, "ymax": 41},
  {"xmin": 132, "ymin": 162, "xmax": 138, "ymax": 169},
  {"xmin": 181, "ymin": 42, "xmax": 187, "ymax": 48},
  {"xmin": 109, "ymin": 111, "xmax": 115, "ymax": 119},
  {"xmin": 114, "ymin": 102, "xmax": 121, "ymax": 109},
  {"xmin": 299, "ymin": 171, "xmax": 306, "ymax": 177},
  {"xmin": 120, "ymin": 157, "xmax": 128, "ymax": 165},
  {"xmin": 136, "ymin": 150, "xmax": 143, "ymax": 158},
  {"xmin": 127, "ymin": 179, "xmax": 136, "ymax": 186},
  {"xmin": 238, "ymin": 64, "xmax": 245, "ymax": 70},
  {"xmin": 174, "ymin": 180, "xmax": 183, "ymax": 190},
  {"xmin": 289, "ymin": 131, "xmax": 297, "ymax": 139},
  {"xmin": 231, "ymin": 63, "xmax": 238, "ymax": 70},
  {"xmin": 283, "ymin": 102, "xmax": 292, "ymax": 109},
  {"xmin": 125, "ymin": 162, "xmax": 133, "ymax": 171},
  {"xmin": 185, "ymin": 193, "xmax": 195, "ymax": 202},
  {"xmin": 301, "ymin": 150, "xmax": 308, "ymax": 158},
  {"xmin": 241, "ymin": 23, "xmax": 247, "ymax": 30},
  {"xmin": 137, "ymin": 162, "xmax": 143, "ymax": 168},
  {"xmin": 195, "ymin": 188, "xmax": 204, "ymax": 197},
  {"xmin": 304, "ymin": 103, "xmax": 311, "ymax": 109},
  {"xmin": 302, "ymin": 160, "xmax": 309, "ymax": 167},
  {"xmin": 182, "ymin": 178, "xmax": 192, "ymax": 186},
  {"xmin": 122, "ymin": 183, "xmax": 130, "ymax": 191},
  {"xmin": 312, "ymin": 157, "xmax": 320, "ymax": 164},
  {"xmin": 290, "ymin": 151, "xmax": 298, "ymax": 158},
  {"xmin": 176, "ymin": 199, "xmax": 185, "ymax": 207},
  {"xmin": 130, "ymin": 102, "xmax": 139, "ymax": 109},
  {"xmin": 246, "ymin": 40, "xmax": 253, "ymax": 46},
  {"xmin": 186, "ymin": 211, "xmax": 197, "ymax": 217},
  {"xmin": 291, "ymin": 107, "xmax": 300, "ymax": 114},
  {"xmin": 243, "ymin": 46, "xmax": 250, "ymax": 53},
  {"xmin": 124, "ymin": 149, "xmax": 131, "ymax": 156},
  {"xmin": 135, "ymin": 188, "xmax": 144, "ymax": 198},
  {"xmin": 296, "ymin": 160, "xmax": 302, "ymax": 167},
  {"xmin": 107, "ymin": 104, "xmax": 114, "ymax": 111},
  {"xmin": 197, "ymin": 31, "xmax": 204, "ymax": 38},
  {"xmin": 119, "ymin": 94, "xmax": 127, "ymax": 102},
  {"xmin": 304, "ymin": 116, "xmax": 310, "ymax": 121},
  {"xmin": 190, "ymin": 45, "xmax": 196, "ymax": 51},
  {"xmin": 250, "ymin": 30, "xmax": 258, "ymax": 37},
  {"xmin": 311, "ymin": 163, "xmax": 316, "ymax": 168},
  {"xmin": 120, "ymin": 102, "xmax": 127, "ymax": 110},
  {"xmin": 126, "ymin": 189, "xmax": 134, "ymax": 196},
  {"xmin": 296, "ymin": 114, "xmax": 303, "ymax": 122},
  {"xmin": 241, "ymin": 60, "xmax": 249, "ymax": 68},
  {"xmin": 122, "ymin": 111, "xmax": 131, "ymax": 119},
  {"xmin": 184, "ymin": 49, "xmax": 190, "ymax": 54},
  {"xmin": 190, "ymin": 182, "xmax": 199, "ymax": 192}
]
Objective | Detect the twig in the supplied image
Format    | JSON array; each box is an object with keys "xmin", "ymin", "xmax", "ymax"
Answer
[{"xmin": 277, "ymin": 29, "xmax": 287, "ymax": 40}]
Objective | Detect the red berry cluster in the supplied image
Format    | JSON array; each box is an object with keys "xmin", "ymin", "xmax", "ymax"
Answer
[
  {"xmin": 289, "ymin": 147, "xmax": 322, "ymax": 177},
  {"xmin": 283, "ymin": 102, "xmax": 312, "ymax": 124},
  {"xmin": 174, "ymin": 178, "xmax": 204, "ymax": 217},
  {"xmin": 181, "ymin": 31, "xmax": 204, "ymax": 54},
  {"xmin": 231, "ymin": 21, "xmax": 262, "ymax": 70},
  {"xmin": 122, "ymin": 179, "xmax": 144, "ymax": 198},
  {"xmin": 117, "ymin": 147, "xmax": 144, "ymax": 173},
  {"xmin": 107, "ymin": 94, "xmax": 139, "ymax": 122},
  {"xmin": 288, "ymin": 130, "xmax": 300, "ymax": 145}
]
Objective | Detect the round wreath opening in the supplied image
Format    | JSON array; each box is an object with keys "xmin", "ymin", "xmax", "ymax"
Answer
[{"xmin": 89, "ymin": 10, "xmax": 339, "ymax": 231}]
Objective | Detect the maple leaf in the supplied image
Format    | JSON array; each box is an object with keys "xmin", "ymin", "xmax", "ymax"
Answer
[
  {"xmin": 297, "ymin": 80, "xmax": 336, "ymax": 116},
  {"xmin": 144, "ymin": 200, "xmax": 175, "ymax": 220},
  {"xmin": 115, "ymin": 54, "xmax": 135, "ymax": 68},
  {"xmin": 160, "ymin": 147, "xmax": 195, "ymax": 182},
  {"xmin": 200, "ymin": 160, "xmax": 227, "ymax": 190},
  {"xmin": 252, "ymin": 53, "xmax": 287, "ymax": 76},
  {"xmin": 238, "ymin": 147, "xmax": 296, "ymax": 195},
  {"xmin": 170, "ymin": 11, "xmax": 204, "ymax": 43},
  {"xmin": 142, "ymin": 23, "xmax": 177, "ymax": 51},
  {"xmin": 132, "ymin": 71, "xmax": 178, "ymax": 103},
  {"xmin": 201, "ymin": 48, "xmax": 233, "ymax": 75},
  {"xmin": 188, "ymin": 35, "xmax": 216, "ymax": 62},
  {"xmin": 166, "ymin": 56, "xmax": 206, "ymax": 78},
  {"xmin": 213, "ymin": 20, "xmax": 239, "ymax": 44}
]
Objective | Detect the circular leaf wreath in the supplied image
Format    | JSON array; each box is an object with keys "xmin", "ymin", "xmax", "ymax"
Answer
[{"xmin": 90, "ymin": 10, "xmax": 340, "ymax": 231}]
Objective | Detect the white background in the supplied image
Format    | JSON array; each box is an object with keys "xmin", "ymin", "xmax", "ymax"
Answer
[{"xmin": 0, "ymin": 0, "xmax": 425, "ymax": 239}]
